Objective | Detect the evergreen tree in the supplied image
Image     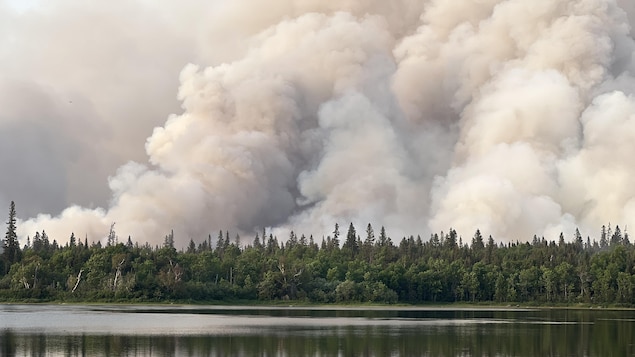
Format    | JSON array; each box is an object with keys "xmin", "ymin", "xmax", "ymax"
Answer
[
  {"xmin": 41, "ymin": 230, "xmax": 50, "ymax": 252},
  {"xmin": 343, "ymin": 222, "xmax": 359, "ymax": 255},
  {"xmin": 378, "ymin": 226, "xmax": 388, "ymax": 247},
  {"xmin": 32, "ymin": 231, "xmax": 42, "ymax": 252},
  {"xmin": 253, "ymin": 233, "xmax": 262, "ymax": 249},
  {"xmin": 187, "ymin": 239, "xmax": 196, "ymax": 253},
  {"xmin": 332, "ymin": 223, "xmax": 340, "ymax": 248},
  {"xmin": 288, "ymin": 231, "xmax": 298, "ymax": 248},
  {"xmin": 430, "ymin": 233, "xmax": 440, "ymax": 247},
  {"xmin": 107, "ymin": 222, "xmax": 117, "ymax": 246},
  {"xmin": 216, "ymin": 230, "xmax": 224, "ymax": 252},
  {"xmin": 1, "ymin": 201, "xmax": 21, "ymax": 269},
  {"xmin": 365, "ymin": 224, "xmax": 375, "ymax": 246},
  {"xmin": 164, "ymin": 229, "xmax": 175, "ymax": 248},
  {"xmin": 472, "ymin": 229, "xmax": 484, "ymax": 250},
  {"xmin": 486, "ymin": 235, "xmax": 495, "ymax": 262},
  {"xmin": 599, "ymin": 225, "xmax": 608, "ymax": 249},
  {"xmin": 610, "ymin": 225, "xmax": 622, "ymax": 247},
  {"xmin": 224, "ymin": 231, "xmax": 230, "ymax": 249},
  {"xmin": 444, "ymin": 228, "xmax": 458, "ymax": 249},
  {"xmin": 266, "ymin": 234, "xmax": 278, "ymax": 254},
  {"xmin": 574, "ymin": 228, "xmax": 583, "ymax": 250}
]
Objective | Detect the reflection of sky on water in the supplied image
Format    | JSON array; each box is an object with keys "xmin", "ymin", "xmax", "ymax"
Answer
[
  {"xmin": 0, "ymin": 304, "xmax": 595, "ymax": 336},
  {"xmin": 1, "ymin": 306, "xmax": 634, "ymax": 357}
]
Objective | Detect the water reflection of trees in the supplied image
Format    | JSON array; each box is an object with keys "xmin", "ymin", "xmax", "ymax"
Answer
[{"xmin": 1, "ymin": 315, "xmax": 634, "ymax": 357}]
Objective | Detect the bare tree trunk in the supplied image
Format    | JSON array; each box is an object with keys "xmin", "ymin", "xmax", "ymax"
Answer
[
  {"xmin": 113, "ymin": 259, "xmax": 125, "ymax": 291},
  {"xmin": 168, "ymin": 259, "xmax": 182, "ymax": 282},
  {"xmin": 33, "ymin": 263, "xmax": 39, "ymax": 289},
  {"xmin": 72, "ymin": 269, "xmax": 84, "ymax": 293},
  {"xmin": 20, "ymin": 277, "xmax": 30, "ymax": 289}
]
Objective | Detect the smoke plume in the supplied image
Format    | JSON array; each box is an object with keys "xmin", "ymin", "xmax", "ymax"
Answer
[{"xmin": 4, "ymin": 0, "xmax": 635, "ymax": 246}]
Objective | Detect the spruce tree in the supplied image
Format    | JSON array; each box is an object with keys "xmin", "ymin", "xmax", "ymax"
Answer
[
  {"xmin": 610, "ymin": 225, "xmax": 622, "ymax": 247},
  {"xmin": 343, "ymin": 222, "xmax": 359, "ymax": 255},
  {"xmin": 253, "ymin": 233, "xmax": 262, "ymax": 249},
  {"xmin": 365, "ymin": 224, "xmax": 375, "ymax": 246},
  {"xmin": 332, "ymin": 223, "xmax": 340, "ymax": 248},
  {"xmin": 2, "ymin": 201, "xmax": 21, "ymax": 268},
  {"xmin": 378, "ymin": 226, "xmax": 388, "ymax": 247},
  {"xmin": 472, "ymin": 229, "xmax": 485, "ymax": 250}
]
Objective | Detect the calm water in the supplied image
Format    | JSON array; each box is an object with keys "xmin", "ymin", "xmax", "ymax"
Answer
[{"xmin": 0, "ymin": 304, "xmax": 634, "ymax": 356}]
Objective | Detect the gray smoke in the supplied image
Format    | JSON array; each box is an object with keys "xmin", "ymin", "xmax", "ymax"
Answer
[{"xmin": 4, "ymin": 0, "xmax": 635, "ymax": 246}]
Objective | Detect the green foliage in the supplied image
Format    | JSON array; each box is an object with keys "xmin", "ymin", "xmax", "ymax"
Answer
[
  {"xmin": 2, "ymin": 201, "xmax": 21, "ymax": 272},
  {"xmin": 1, "ymin": 220, "xmax": 635, "ymax": 306}
]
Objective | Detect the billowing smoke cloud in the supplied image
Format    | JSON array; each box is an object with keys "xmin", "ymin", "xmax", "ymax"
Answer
[{"xmin": 5, "ymin": 0, "xmax": 635, "ymax": 246}]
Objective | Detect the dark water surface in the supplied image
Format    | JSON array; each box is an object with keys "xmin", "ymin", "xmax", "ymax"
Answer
[{"xmin": 1, "ymin": 304, "xmax": 634, "ymax": 356}]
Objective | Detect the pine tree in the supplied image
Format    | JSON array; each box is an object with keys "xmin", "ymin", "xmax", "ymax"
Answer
[
  {"xmin": 610, "ymin": 225, "xmax": 622, "ymax": 247},
  {"xmin": 599, "ymin": 225, "xmax": 608, "ymax": 249},
  {"xmin": 216, "ymin": 230, "xmax": 224, "ymax": 252},
  {"xmin": 32, "ymin": 231, "xmax": 42, "ymax": 252},
  {"xmin": 332, "ymin": 223, "xmax": 340, "ymax": 248},
  {"xmin": 253, "ymin": 233, "xmax": 262, "ymax": 249},
  {"xmin": 224, "ymin": 231, "xmax": 230, "ymax": 249},
  {"xmin": 472, "ymin": 229, "xmax": 485, "ymax": 250},
  {"xmin": 378, "ymin": 226, "xmax": 388, "ymax": 247},
  {"xmin": 41, "ymin": 230, "xmax": 50, "ymax": 251},
  {"xmin": 574, "ymin": 228, "xmax": 583, "ymax": 250},
  {"xmin": 288, "ymin": 231, "xmax": 298, "ymax": 248},
  {"xmin": 365, "ymin": 224, "xmax": 375, "ymax": 247},
  {"xmin": 444, "ymin": 229, "xmax": 458, "ymax": 249},
  {"xmin": 187, "ymin": 238, "xmax": 196, "ymax": 253},
  {"xmin": 107, "ymin": 222, "xmax": 117, "ymax": 246},
  {"xmin": 343, "ymin": 222, "xmax": 359, "ymax": 255},
  {"xmin": 164, "ymin": 229, "xmax": 175, "ymax": 248},
  {"xmin": 2, "ymin": 201, "xmax": 21, "ymax": 268}
]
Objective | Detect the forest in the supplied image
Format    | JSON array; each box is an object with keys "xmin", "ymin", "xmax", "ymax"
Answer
[{"xmin": 1, "ymin": 201, "xmax": 635, "ymax": 305}]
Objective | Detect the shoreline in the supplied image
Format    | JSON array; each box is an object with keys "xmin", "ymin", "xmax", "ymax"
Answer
[{"xmin": 1, "ymin": 299, "xmax": 633, "ymax": 311}]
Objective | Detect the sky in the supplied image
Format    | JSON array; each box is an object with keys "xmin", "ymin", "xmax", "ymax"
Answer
[{"xmin": 1, "ymin": 0, "xmax": 635, "ymax": 247}]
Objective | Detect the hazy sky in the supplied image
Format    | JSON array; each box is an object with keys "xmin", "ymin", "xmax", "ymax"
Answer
[{"xmin": 2, "ymin": 0, "xmax": 635, "ymax": 247}]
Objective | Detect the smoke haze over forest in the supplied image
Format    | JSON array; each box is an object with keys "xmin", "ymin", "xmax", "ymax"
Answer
[{"xmin": 1, "ymin": 0, "xmax": 635, "ymax": 246}]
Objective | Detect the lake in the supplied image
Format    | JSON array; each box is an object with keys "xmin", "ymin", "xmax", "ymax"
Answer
[{"xmin": 0, "ymin": 304, "xmax": 634, "ymax": 356}]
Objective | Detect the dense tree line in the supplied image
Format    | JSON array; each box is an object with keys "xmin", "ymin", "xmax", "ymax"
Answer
[{"xmin": 1, "ymin": 203, "xmax": 635, "ymax": 305}]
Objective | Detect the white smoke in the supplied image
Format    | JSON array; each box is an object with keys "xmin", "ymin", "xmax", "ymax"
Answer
[{"xmin": 6, "ymin": 0, "xmax": 635, "ymax": 245}]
